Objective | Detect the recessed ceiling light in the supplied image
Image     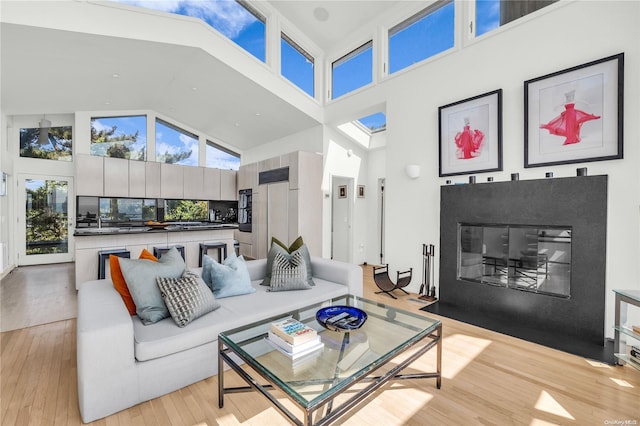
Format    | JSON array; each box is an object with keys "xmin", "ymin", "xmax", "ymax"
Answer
[
  {"xmin": 255, "ymin": 112, "xmax": 261, "ymax": 116},
  {"xmin": 112, "ymin": 73, "xmax": 120, "ymax": 78},
  {"xmin": 313, "ymin": 7, "xmax": 329, "ymax": 22},
  {"xmin": 191, "ymin": 87, "xmax": 197, "ymax": 91},
  {"xmin": 234, "ymin": 123, "xmax": 240, "ymax": 127},
  {"xmin": 104, "ymin": 101, "xmax": 111, "ymax": 105}
]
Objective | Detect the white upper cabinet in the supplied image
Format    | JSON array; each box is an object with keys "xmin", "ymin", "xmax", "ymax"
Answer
[
  {"xmin": 145, "ymin": 162, "xmax": 161, "ymax": 198},
  {"xmin": 160, "ymin": 163, "xmax": 184, "ymax": 199},
  {"xmin": 203, "ymin": 168, "xmax": 221, "ymax": 200},
  {"xmin": 220, "ymin": 169, "xmax": 237, "ymax": 200},
  {"xmin": 128, "ymin": 160, "xmax": 146, "ymax": 198},
  {"xmin": 183, "ymin": 166, "xmax": 204, "ymax": 199},
  {"xmin": 103, "ymin": 157, "xmax": 129, "ymax": 197},
  {"xmin": 76, "ymin": 154, "xmax": 104, "ymax": 196}
]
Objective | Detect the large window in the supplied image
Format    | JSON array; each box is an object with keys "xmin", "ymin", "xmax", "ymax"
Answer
[
  {"xmin": 388, "ymin": 1, "xmax": 454, "ymax": 74},
  {"xmin": 155, "ymin": 119, "xmax": 199, "ymax": 166},
  {"xmin": 20, "ymin": 126, "xmax": 73, "ymax": 161},
  {"xmin": 114, "ymin": 0, "xmax": 266, "ymax": 62},
  {"xmin": 281, "ymin": 33, "xmax": 314, "ymax": 97},
  {"xmin": 206, "ymin": 140, "xmax": 240, "ymax": 170},
  {"xmin": 331, "ymin": 41, "xmax": 373, "ymax": 99},
  {"xmin": 475, "ymin": 0, "xmax": 557, "ymax": 37},
  {"xmin": 91, "ymin": 115, "xmax": 146, "ymax": 160}
]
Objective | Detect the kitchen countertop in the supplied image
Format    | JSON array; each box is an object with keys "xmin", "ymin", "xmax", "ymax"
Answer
[{"xmin": 74, "ymin": 223, "xmax": 238, "ymax": 236}]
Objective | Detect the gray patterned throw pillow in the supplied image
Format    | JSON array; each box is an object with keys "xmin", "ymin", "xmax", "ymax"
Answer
[
  {"xmin": 268, "ymin": 250, "xmax": 313, "ymax": 292},
  {"xmin": 156, "ymin": 274, "xmax": 220, "ymax": 327}
]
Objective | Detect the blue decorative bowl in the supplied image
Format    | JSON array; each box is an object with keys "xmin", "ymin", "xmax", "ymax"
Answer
[{"xmin": 316, "ymin": 306, "xmax": 367, "ymax": 332}]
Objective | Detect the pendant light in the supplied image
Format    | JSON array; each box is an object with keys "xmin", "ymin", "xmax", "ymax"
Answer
[{"xmin": 37, "ymin": 115, "xmax": 51, "ymax": 145}]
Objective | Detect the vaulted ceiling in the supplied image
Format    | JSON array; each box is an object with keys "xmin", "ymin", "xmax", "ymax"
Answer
[{"xmin": 1, "ymin": 1, "xmax": 402, "ymax": 152}]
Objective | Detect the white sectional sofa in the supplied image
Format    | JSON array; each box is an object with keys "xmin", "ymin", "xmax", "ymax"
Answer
[{"xmin": 76, "ymin": 256, "xmax": 363, "ymax": 423}]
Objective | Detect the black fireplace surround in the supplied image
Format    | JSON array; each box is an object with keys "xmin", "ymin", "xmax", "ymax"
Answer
[{"xmin": 433, "ymin": 175, "xmax": 607, "ymax": 353}]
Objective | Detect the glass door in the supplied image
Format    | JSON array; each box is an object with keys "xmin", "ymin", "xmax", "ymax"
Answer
[{"xmin": 17, "ymin": 175, "xmax": 74, "ymax": 265}]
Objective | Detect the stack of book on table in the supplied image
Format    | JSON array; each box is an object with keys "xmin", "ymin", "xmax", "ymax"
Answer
[{"xmin": 267, "ymin": 318, "xmax": 324, "ymax": 365}]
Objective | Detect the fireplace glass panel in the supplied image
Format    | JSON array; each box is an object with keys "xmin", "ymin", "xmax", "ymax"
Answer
[{"xmin": 458, "ymin": 224, "xmax": 571, "ymax": 298}]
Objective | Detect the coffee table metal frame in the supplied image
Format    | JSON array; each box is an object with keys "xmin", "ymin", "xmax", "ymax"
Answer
[{"xmin": 218, "ymin": 295, "xmax": 441, "ymax": 426}]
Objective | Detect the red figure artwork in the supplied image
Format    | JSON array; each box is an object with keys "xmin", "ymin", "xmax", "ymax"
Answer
[
  {"xmin": 455, "ymin": 118, "xmax": 484, "ymax": 159},
  {"xmin": 540, "ymin": 91, "xmax": 600, "ymax": 145}
]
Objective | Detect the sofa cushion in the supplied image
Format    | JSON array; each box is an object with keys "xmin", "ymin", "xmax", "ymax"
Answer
[
  {"xmin": 157, "ymin": 273, "xmax": 220, "ymax": 327},
  {"xmin": 119, "ymin": 247, "xmax": 186, "ymax": 325},
  {"xmin": 268, "ymin": 250, "xmax": 312, "ymax": 292},
  {"xmin": 262, "ymin": 237, "xmax": 314, "ymax": 287},
  {"xmin": 202, "ymin": 251, "xmax": 255, "ymax": 299},
  {"xmin": 132, "ymin": 277, "xmax": 350, "ymax": 362},
  {"xmin": 111, "ymin": 249, "xmax": 158, "ymax": 315}
]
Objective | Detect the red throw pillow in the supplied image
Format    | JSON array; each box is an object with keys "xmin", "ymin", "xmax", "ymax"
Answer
[{"xmin": 110, "ymin": 249, "xmax": 158, "ymax": 315}]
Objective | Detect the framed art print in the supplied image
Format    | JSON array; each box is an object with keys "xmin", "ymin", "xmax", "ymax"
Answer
[
  {"xmin": 338, "ymin": 185, "xmax": 347, "ymax": 198},
  {"xmin": 438, "ymin": 89, "xmax": 502, "ymax": 177},
  {"xmin": 524, "ymin": 53, "xmax": 623, "ymax": 168},
  {"xmin": 357, "ymin": 185, "xmax": 365, "ymax": 198}
]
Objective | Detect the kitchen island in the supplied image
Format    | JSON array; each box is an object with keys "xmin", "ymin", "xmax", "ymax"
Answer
[{"xmin": 74, "ymin": 224, "xmax": 238, "ymax": 289}]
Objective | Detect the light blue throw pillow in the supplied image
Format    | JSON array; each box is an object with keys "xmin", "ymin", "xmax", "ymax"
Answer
[
  {"xmin": 202, "ymin": 251, "xmax": 255, "ymax": 299},
  {"xmin": 119, "ymin": 246, "xmax": 186, "ymax": 324}
]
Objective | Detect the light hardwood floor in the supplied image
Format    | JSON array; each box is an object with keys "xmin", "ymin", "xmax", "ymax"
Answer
[{"xmin": 1, "ymin": 264, "xmax": 639, "ymax": 425}]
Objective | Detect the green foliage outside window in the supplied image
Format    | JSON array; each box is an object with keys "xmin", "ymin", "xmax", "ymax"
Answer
[
  {"xmin": 25, "ymin": 180, "xmax": 68, "ymax": 255},
  {"xmin": 20, "ymin": 126, "xmax": 73, "ymax": 161},
  {"xmin": 164, "ymin": 200, "xmax": 208, "ymax": 221}
]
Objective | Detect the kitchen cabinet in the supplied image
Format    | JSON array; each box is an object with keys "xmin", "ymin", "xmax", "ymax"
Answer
[
  {"xmin": 74, "ymin": 228, "xmax": 236, "ymax": 288},
  {"xmin": 220, "ymin": 169, "xmax": 237, "ymax": 200},
  {"xmin": 76, "ymin": 154, "xmax": 104, "ymax": 196},
  {"xmin": 237, "ymin": 162, "xmax": 257, "ymax": 191},
  {"xmin": 145, "ymin": 162, "xmax": 161, "ymax": 198},
  {"xmin": 183, "ymin": 166, "xmax": 204, "ymax": 199},
  {"xmin": 252, "ymin": 151, "xmax": 322, "ymax": 259},
  {"xmin": 104, "ymin": 157, "xmax": 130, "ymax": 197},
  {"xmin": 161, "ymin": 163, "xmax": 184, "ymax": 199},
  {"xmin": 202, "ymin": 168, "xmax": 221, "ymax": 200},
  {"xmin": 128, "ymin": 160, "xmax": 146, "ymax": 197}
]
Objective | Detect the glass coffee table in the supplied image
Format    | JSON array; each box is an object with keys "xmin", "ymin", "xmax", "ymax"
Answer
[{"xmin": 218, "ymin": 294, "xmax": 442, "ymax": 426}]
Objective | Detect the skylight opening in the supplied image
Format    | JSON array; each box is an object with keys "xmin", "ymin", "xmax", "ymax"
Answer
[{"xmin": 356, "ymin": 112, "xmax": 387, "ymax": 134}]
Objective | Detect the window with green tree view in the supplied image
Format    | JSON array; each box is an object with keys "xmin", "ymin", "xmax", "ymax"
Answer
[
  {"xmin": 164, "ymin": 200, "xmax": 208, "ymax": 221},
  {"xmin": 20, "ymin": 126, "xmax": 73, "ymax": 161},
  {"xmin": 156, "ymin": 119, "xmax": 199, "ymax": 166},
  {"xmin": 90, "ymin": 115, "xmax": 147, "ymax": 160}
]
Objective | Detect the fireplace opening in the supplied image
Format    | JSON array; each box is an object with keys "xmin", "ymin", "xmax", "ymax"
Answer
[{"xmin": 458, "ymin": 223, "xmax": 572, "ymax": 298}]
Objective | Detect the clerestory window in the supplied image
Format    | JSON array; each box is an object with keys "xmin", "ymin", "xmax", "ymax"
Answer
[
  {"xmin": 155, "ymin": 119, "xmax": 199, "ymax": 166},
  {"xmin": 90, "ymin": 115, "xmax": 147, "ymax": 160},
  {"xmin": 281, "ymin": 32, "xmax": 314, "ymax": 97},
  {"xmin": 331, "ymin": 41, "xmax": 373, "ymax": 100},
  {"xmin": 206, "ymin": 140, "xmax": 240, "ymax": 170},
  {"xmin": 113, "ymin": 0, "xmax": 266, "ymax": 62},
  {"xmin": 475, "ymin": 0, "xmax": 558, "ymax": 37},
  {"xmin": 388, "ymin": 0, "xmax": 455, "ymax": 74}
]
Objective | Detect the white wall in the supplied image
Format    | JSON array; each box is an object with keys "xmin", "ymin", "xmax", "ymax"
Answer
[
  {"xmin": 321, "ymin": 126, "xmax": 369, "ymax": 262},
  {"xmin": 334, "ymin": 0, "xmax": 639, "ymax": 338},
  {"xmin": 241, "ymin": 125, "xmax": 323, "ymax": 165}
]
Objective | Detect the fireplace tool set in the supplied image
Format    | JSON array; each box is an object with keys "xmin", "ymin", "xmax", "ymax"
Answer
[{"xmin": 419, "ymin": 243, "xmax": 437, "ymax": 302}]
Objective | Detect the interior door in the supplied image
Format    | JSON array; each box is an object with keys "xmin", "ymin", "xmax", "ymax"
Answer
[{"xmin": 17, "ymin": 174, "xmax": 75, "ymax": 265}]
